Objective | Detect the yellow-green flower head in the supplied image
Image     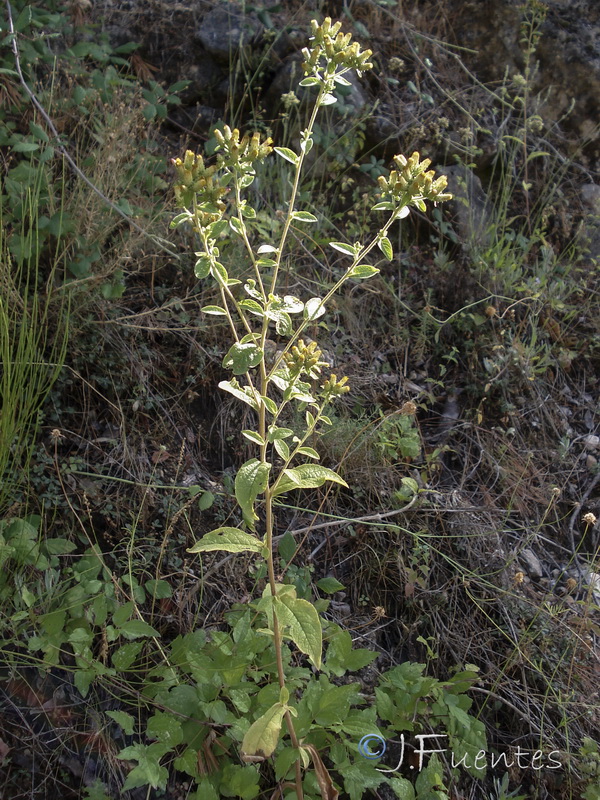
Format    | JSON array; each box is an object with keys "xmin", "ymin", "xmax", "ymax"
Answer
[
  {"xmin": 303, "ymin": 17, "xmax": 373, "ymax": 76},
  {"xmin": 322, "ymin": 373, "xmax": 350, "ymax": 398},
  {"xmin": 214, "ymin": 126, "xmax": 273, "ymax": 168},
  {"xmin": 378, "ymin": 151, "xmax": 452, "ymax": 207},
  {"xmin": 171, "ymin": 150, "xmax": 228, "ymax": 214}
]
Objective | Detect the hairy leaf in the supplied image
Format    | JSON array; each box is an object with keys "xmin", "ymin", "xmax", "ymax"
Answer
[
  {"xmin": 275, "ymin": 594, "xmax": 322, "ymax": 668},
  {"xmin": 187, "ymin": 527, "xmax": 264, "ymax": 554},
  {"xmin": 235, "ymin": 460, "xmax": 271, "ymax": 529},
  {"xmin": 241, "ymin": 702, "xmax": 287, "ymax": 759},
  {"xmin": 272, "ymin": 464, "xmax": 348, "ymax": 497}
]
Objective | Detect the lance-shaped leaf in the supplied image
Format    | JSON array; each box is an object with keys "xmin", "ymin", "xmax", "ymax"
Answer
[
  {"xmin": 223, "ymin": 343, "xmax": 263, "ymax": 375},
  {"xmin": 348, "ymin": 264, "xmax": 380, "ymax": 280},
  {"xmin": 241, "ymin": 702, "xmax": 288, "ymax": 760},
  {"xmin": 236, "ymin": 459, "xmax": 271, "ymax": 529},
  {"xmin": 219, "ymin": 379, "xmax": 261, "ymax": 411},
  {"xmin": 272, "ymin": 464, "xmax": 348, "ymax": 498},
  {"xmin": 274, "ymin": 147, "xmax": 299, "ymax": 166},
  {"xmin": 275, "ymin": 594, "xmax": 322, "ymax": 668},
  {"xmin": 187, "ymin": 527, "xmax": 264, "ymax": 554},
  {"xmin": 329, "ymin": 241, "xmax": 358, "ymax": 256},
  {"xmin": 377, "ymin": 236, "xmax": 393, "ymax": 261}
]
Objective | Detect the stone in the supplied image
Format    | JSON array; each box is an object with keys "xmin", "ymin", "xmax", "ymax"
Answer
[{"xmin": 195, "ymin": 4, "xmax": 264, "ymax": 64}]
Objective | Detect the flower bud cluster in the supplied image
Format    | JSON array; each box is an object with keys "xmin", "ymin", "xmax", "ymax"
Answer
[
  {"xmin": 321, "ymin": 374, "xmax": 350, "ymax": 399},
  {"xmin": 283, "ymin": 339, "xmax": 328, "ymax": 379},
  {"xmin": 171, "ymin": 150, "xmax": 227, "ymax": 216},
  {"xmin": 302, "ymin": 17, "xmax": 373, "ymax": 76},
  {"xmin": 377, "ymin": 151, "xmax": 452, "ymax": 208},
  {"xmin": 213, "ymin": 126, "xmax": 273, "ymax": 169}
]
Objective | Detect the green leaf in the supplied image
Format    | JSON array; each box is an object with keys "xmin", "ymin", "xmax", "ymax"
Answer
[
  {"xmin": 329, "ymin": 241, "xmax": 357, "ymax": 256},
  {"xmin": 275, "ymin": 595, "xmax": 322, "ymax": 668},
  {"xmin": 229, "ymin": 217, "xmax": 244, "ymax": 235},
  {"xmin": 261, "ymin": 395, "xmax": 278, "ymax": 415},
  {"xmin": 242, "ymin": 430, "xmax": 265, "ymax": 446},
  {"xmin": 273, "ymin": 464, "xmax": 348, "ymax": 497},
  {"xmin": 194, "ymin": 255, "xmax": 211, "ymax": 279},
  {"xmin": 236, "ymin": 460, "xmax": 271, "ymax": 529},
  {"xmin": 197, "ymin": 491, "xmax": 215, "ymax": 511},
  {"xmin": 268, "ymin": 426, "xmax": 293, "ymax": 441},
  {"xmin": 378, "ymin": 236, "xmax": 393, "ymax": 260},
  {"xmin": 187, "ymin": 527, "xmax": 264, "ymax": 554},
  {"xmin": 303, "ymin": 297, "xmax": 326, "ymax": 321},
  {"xmin": 297, "ymin": 446, "xmax": 319, "ymax": 459},
  {"xmin": 348, "ymin": 264, "xmax": 380, "ymax": 280},
  {"xmin": 29, "ymin": 122, "xmax": 49, "ymax": 142},
  {"xmin": 119, "ymin": 620, "xmax": 160, "ymax": 639},
  {"xmin": 241, "ymin": 702, "xmax": 287, "ymax": 759},
  {"xmin": 317, "ymin": 577, "xmax": 345, "ymax": 593},
  {"xmin": 147, "ymin": 712, "xmax": 184, "ymax": 746},
  {"xmin": 274, "ymin": 146, "xmax": 299, "ymax": 165},
  {"xmin": 112, "ymin": 641, "xmax": 144, "ymax": 670},
  {"xmin": 257, "ymin": 244, "xmax": 278, "ymax": 254},
  {"xmin": 201, "ymin": 305, "xmax": 227, "ymax": 316},
  {"xmin": 278, "ymin": 531, "xmax": 297, "ymax": 563},
  {"xmin": 107, "ymin": 710, "xmax": 135, "ymax": 735},
  {"xmin": 274, "ymin": 438, "xmax": 290, "ymax": 460},
  {"xmin": 118, "ymin": 742, "xmax": 170, "ymax": 791},
  {"xmin": 299, "ymin": 76, "xmax": 321, "ymax": 87},
  {"xmin": 43, "ymin": 537, "xmax": 77, "ymax": 555},
  {"xmin": 291, "ymin": 211, "xmax": 318, "ymax": 222},
  {"xmin": 145, "ymin": 579, "xmax": 172, "ymax": 599},
  {"xmin": 223, "ymin": 342, "xmax": 263, "ymax": 375},
  {"xmin": 13, "ymin": 141, "xmax": 39, "ymax": 153},
  {"xmin": 219, "ymin": 379, "xmax": 261, "ymax": 411}
]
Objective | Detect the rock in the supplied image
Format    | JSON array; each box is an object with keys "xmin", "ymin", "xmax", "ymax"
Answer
[
  {"xmin": 519, "ymin": 548, "xmax": 544, "ymax": 579},
  {"xmin": 195, "ymin": 4, "xmax": 264, "ymax": 64},
  {"xmin": 583, "ymin": 434, "xmax": 600, "ymax": 451}
]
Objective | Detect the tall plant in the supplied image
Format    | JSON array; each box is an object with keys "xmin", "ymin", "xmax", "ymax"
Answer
[{"xmin": 171, "ymin": 17, "xmax": 451, "ymax": 798}]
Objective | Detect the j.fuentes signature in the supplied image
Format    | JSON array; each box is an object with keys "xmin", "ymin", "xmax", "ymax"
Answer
[{"xmin": 358, "ymin": 733, "xmax": 562, "ymax": 773}]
